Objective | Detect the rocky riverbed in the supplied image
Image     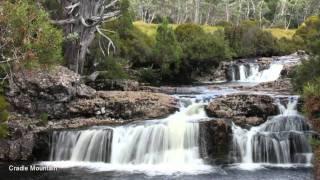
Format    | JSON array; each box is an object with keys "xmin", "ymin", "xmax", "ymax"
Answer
[{"xmin": 0, "ymin": 53, "xmax": 312, "ymax": 168}]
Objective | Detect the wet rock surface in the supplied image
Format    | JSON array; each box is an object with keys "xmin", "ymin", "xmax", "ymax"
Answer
[
  {"xmin": 199, "ymin": 119, "xmax": 233, "ymax": 164},
  {"xmin": 205, "ymin": 93, "xmax": 279, "ymax": 127}
]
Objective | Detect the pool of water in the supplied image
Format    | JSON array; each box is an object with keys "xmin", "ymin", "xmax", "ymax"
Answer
[{"xmin": 0, "ymin": 163, "xmax": 313, "ymax": 180}]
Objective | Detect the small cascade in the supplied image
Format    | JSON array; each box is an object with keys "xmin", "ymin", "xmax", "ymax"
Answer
[
  {"xmin": 230, "ymin": 64, "xmax": 260, "ymax": 82},
  {"xmin": 50, "ymin": 129, "xmax": 113, "ymax": 162},
  {"xmin": 49, "ymin": 101, "xmax": 208, "ymax": 166},
  {"xmin": 232, "ymin": 97, "xmax": 313, "ymax": 165},
  {"xmin": 230, "ymin": 63, "xmax": 284, "ymax": 83}
]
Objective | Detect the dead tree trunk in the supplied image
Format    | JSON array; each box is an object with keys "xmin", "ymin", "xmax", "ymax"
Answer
[{"xmin": 53, "ymin": 0, "xmax": 120, "ymax": 74}]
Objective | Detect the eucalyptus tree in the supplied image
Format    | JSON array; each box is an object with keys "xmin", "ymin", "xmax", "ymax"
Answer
[
  {"xmin": 130, "ymin": 0, "xmax": 320, "ymax": 27},
  {"xmin": 52, "ymin": 0, "xmax": 121, "ymax": 74}
]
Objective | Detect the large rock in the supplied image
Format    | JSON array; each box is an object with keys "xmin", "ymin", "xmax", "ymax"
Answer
[
  {"xmin": 205, "ymin": 94, "xmax": 279, "ymax": 127},
  {"xmin": 6, "ymin": 66, "xmax": 178, "ymax": 120},
  {"xmin": 0, "ymin": 116, "xmax": 36, "ymax": 161},
  {"xmin": 68, "ymin": 91, "xmax": 178, "ymax": 120},
  {"xmin": 199, "ymin": 119, "xmax": 233, "ymax": 164},
  {"xmin": 6, "ymin": 66, "xmax": 96, "ymax": 118},
  {"xmin": 240, "ymin": 78, "xmax": 294, "ymax": 94}
]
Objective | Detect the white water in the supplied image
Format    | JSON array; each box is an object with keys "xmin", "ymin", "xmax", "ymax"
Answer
[
  {"xmin": 231, "ymin": 63, "xmax": 284, "ymax": 83},
  {"xmin": 232, "ymin": 97, "xmax": 313, "ymax": 170},
  {"xmin": 45, "ymin": 99, "xmax": 216, "ymax": 175},
  {"xmin": 42, "ymin": 55, "xmax": 313, "ymax": 175},
  {"xmin": 110, "ymin": 103, "xmax": 206, "ymax": 165},
  {"xmin": 245, "ymin": 64, "xmax": 284, "ymax": 82}
]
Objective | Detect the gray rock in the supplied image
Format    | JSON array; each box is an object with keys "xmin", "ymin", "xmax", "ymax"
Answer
[
  {"xmin": 87, "ymin": 79, "xmax": 140, "ymax": 91},
  {"xmin": 199, "ymin": 119, "xmax": 233, "ymax": 164},
  {"xmin": 68, "ymin": 91, "xmax": 178, "ymax": 120},
  {"xmin": 6, "ymin": 66, "xmax": 178, "ymax": 120},
  {"xmin": 205, "ymin": 94, "xmax": 279, "ymax": 127}
]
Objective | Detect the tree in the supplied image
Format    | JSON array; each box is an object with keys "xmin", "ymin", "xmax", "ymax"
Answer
[
  {"xmin": 153, "ymin": 20, "xmax": 182, "ymax": 81},
  {"xmin": 175, "ymin": 24, "xmax": 232, "ymax": 78},
  {"xmin": 52, "ymin": 0, "xmax": 121, "ymax": 74}
]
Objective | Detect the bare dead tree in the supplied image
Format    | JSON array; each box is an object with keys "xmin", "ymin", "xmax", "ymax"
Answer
[{"xmin": 52, "ymin": 0, "xmax": 121, "ymax": 74}]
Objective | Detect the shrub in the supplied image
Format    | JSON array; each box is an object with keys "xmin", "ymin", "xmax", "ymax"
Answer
[
  {"xmin": 292, "ymin": 57, "xmax": 320, "ymax": 92},
  {"xmin": 39, "ymin": 112, "xmax": 49, "ymax": 126},
  {"xmin": 175, "ymin": 24, "xmax": 206, "ymax": 42},
  {"xmin": 303, "ymin": 78, "xmax": 320, "ymax": 98},
  {"xmin": 0, "ymin": 0, "xmax": 63, "ymax": 67},
  {"xmin": 294, "ymin": 15, "xmax": 320, "ymax": 53},
  {"xmin": 276, "ymin": 37, "xmax": 301, "ymax": 55},
  {"xmin": 87, "ymin": 0, "xmax": 153, "ymax": 76},
  {"xmin": 153, "ymin": 19, "xmax": 182, "ymax": 82},
  {"xmin": 174, "ymin": 24, "xmax": 232, "ymax": 80},
  {"xmin": 225, "ymin": 20, "xmax": 278, "ymax": 58},
  {"xmin": 97, "ymin": 57, "xmax": 129, "ymax": 80},
  {"xmin": 137, "ymin": 68, "xmax": 161, "ymax": 85}
]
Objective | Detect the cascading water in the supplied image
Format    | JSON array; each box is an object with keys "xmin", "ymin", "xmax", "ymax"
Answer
[
  {"xmin": 46, "ymin": 97, "xmax": 218, "ymax": 174},
  {"xmin": 50, "ymin": 129, "xmax": 113, "ymax": 162},
  {"xmin": 230, "ymin": 63, "xmax": 284, "ymax": 83},
  {"xmin": 232, "ymin": 97, "xmax": 313, "ymax": 167}
]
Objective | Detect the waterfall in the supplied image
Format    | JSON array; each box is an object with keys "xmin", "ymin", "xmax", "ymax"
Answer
[
  {"xmin": 46, "ymin": 92, "xmax": 312, "ymax": 175},
  {"xmin": 49, "ymin": 102, "xmax": 208, "ymax": 167},
  {"xmin": 50, "ymin": 129, "xmax": 113, "ymax": 162},
  {"xmin": 230, "ymin": 63, "xmax": 283, "ymax": 83},
  {"xmin": 232, "ymin": 97, "xmax": 313, "ymax": 166}
]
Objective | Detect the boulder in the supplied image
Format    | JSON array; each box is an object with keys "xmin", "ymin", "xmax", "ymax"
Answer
[
  {"xmin": 241, "ymin": 78, "xmax": 294, "ymax": 94},
  {"xmin": 199, "ymin": 119, "xmax": 233, "ymax": 164},
  {"xmin": 6, "ymin": 66, "xmax": 96, "ymax": 118},
  {"xmin": 6, "ymin": 66, "xmax": 178, "ymax": 120},
  {"xmin": 68, "ymin": 91, "xmax": 178, "ymax": 120},
  {"xmin": 205, "ymin": 94, "xmax": 279, "ymax": 127},
  {"xmin": 0, "ymin": 117, "xmax": 36, "ymax": 161}
]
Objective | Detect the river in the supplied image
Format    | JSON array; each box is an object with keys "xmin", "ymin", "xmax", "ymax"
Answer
[{"xmin": 0, "ymin": 55, "xmax": 314, "ymax": 180}]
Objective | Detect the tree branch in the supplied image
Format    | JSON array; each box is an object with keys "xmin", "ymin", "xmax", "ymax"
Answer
[
  {"xmin": 96, "ymin": 26, "xmax": 116, "ymax": 55},
  {"xmin": 104, "ymin": 0, "xmax": 119, "ymax": 9},
  {"xmin": 66, "ymin": 2, "xmax": 80, "ymax": 15},
  {"xmin": 51, "ymin": 19, "xmax": 77, "ymax": 25}
]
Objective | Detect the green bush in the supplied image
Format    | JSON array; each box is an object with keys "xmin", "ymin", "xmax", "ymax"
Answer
[
  {"xmin": 292, "ymin": 57, "xmax": 320, "ymax": 92},
  {"xmin": 303, "ymin": 77, "xmax": 320, "ymax": 98},
  {"xmin": 103, "ymin": 0, "xmax": 154, "ymax": 68},
  {"xmin": 87, "ymin": 0, "xmax": 153, "ymax": 77},
  {"xmin": 174, "ymin": 24, "xmax": 232, "ymax": 80},
  {"xmin": 225, "ymin": 20, "xmax": 279, "ymax": 58},
  {"xmin": 0, "ymin": 124, "xmax": 8, "ymax": 139},
  {"xmin": 0, "ymin": 0, "xmax": 63, "ymax": 67},
  {"xmin": 276, "ymin": 37, "xmax": 301, "ymax": 55},
  {"xmin": 175, "ymin": 24, "xmax": 206, "ymax": 42},
  {"xmin": 153, "ymin": 19, "xmax": 182, "ymax": 82},
  {"xmin": 97, "ymin": 57, "xmax": 129, "ymax": 80},
  {"xmin": 294, "ymin": 15, "xmax": 320, "ymax": 54},
  {"xmin": 310, "ymin": 137, "xmax": 320, "ymax": 148},
  {"xmin": 137, "ymin": 68, "xmax": 161, "ymax": 85},
  {"xmin": 38, "ymin": 112, "xmax": 49, "ymax": 126}
]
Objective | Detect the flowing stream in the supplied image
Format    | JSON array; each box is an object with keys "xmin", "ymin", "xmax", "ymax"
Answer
[{"xmin": 39, "ymin": 55, "xmax": 313, "ymax": 179}]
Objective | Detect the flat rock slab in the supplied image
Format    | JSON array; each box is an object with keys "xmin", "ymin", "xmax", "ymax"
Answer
[{"xmin": 205, "ymin": 93, "xmax": 279, "ymax": 128}]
